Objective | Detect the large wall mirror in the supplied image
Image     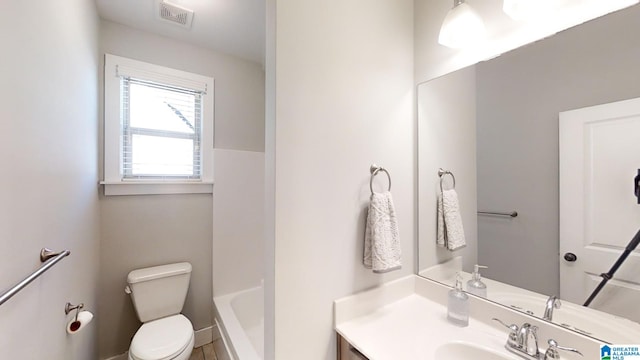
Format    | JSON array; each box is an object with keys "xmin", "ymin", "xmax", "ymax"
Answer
[{"xmin": 418, "ymin": 4, "xmax": 640, "ymax": 344}]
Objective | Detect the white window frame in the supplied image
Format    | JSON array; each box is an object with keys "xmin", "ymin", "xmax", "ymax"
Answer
[{"xmin": 102, "ymin": 54, "xmax": 214, "ymax": 196}]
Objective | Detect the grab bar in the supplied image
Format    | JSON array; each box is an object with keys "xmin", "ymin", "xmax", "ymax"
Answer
[
  {"xmin": 0, "ymin": 248, "xmax": 71, "ymax": 306},
  {"xmin": 478, "ymin": 211, "xmax": 518, "ymax": 218}
]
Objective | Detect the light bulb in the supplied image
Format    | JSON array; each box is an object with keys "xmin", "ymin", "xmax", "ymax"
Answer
[{"xmin": 439, "ymin": 1, "xmax": 486, "ymax": 49}]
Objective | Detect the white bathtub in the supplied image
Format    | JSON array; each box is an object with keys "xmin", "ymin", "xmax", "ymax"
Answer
[{"xmin": 214, "ymin": 286, "xmax": 264, "ymax": 360}]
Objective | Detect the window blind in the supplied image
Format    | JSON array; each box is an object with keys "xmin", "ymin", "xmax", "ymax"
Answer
[
  {"xmin": 121, "ymin": 77, "xmax": 203, "ymax": 180},
  {"xmin": 116, "ymin": 64, "xmax": 208, "ymax": 93}
]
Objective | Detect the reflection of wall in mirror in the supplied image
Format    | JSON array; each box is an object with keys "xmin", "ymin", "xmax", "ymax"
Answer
[
  {"xmin": 418, "ymin": 66, "xmax": 478, "ymax": 273},
  {"xmin": 418, "ymin": 4, "xmax": 640, "ymax": 304},
  {"xmin": 476, "ymin": 4, "xmax": 640, "ymax": 296},
  {"xmin": 414, "ymin": 0, "xmax": 639, "ymax": 84}
]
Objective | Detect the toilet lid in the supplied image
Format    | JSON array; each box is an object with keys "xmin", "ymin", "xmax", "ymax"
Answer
[{"xmin": 130, "ymin": 314, "xmax": 193, "ymax": 360}]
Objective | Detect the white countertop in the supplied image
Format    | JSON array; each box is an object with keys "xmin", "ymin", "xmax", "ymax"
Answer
[
  {"xmin": 334, "ymin": 275, "xmax": 524, "ymax": 360},
  {"xmin": 334, "ymin": 275, "xmax": 598, "ymax": 360},
  {"xmin": 336, "ymin": 293, "xmax": 517, "ymax": 360}
]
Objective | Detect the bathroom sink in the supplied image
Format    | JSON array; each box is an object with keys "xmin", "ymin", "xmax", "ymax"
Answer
[{"xmin": 435, "ymin": 342, "xmax": 518, "ymax": 360}]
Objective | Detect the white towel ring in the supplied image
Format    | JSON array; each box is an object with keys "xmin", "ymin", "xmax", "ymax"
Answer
[
  {"xmin": 370, "ymin": 164, "xmax": 391, "ymax": 195},
  {"xmin": 438, "ymin": 168, "xmax": 456, "ymax": 192}
]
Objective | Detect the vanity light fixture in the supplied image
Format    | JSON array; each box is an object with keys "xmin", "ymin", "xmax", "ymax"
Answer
[
  {"xmin": 438, "ymin": 0, "xmax": 486, "ymax": 49},
  {"xmin": 503, "ymin": 0, "xmax": 556, "ymax": 21}
]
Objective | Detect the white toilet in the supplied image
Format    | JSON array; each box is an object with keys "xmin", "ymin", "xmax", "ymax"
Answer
[{"xmin": 126, "ymin": 262, "xmax": 195, "ymax": 360}]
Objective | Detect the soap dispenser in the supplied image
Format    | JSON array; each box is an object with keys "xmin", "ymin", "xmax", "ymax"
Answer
[
  {"xmin": 467, "ymin": 264, "xmax": 488, "ymax": 298},
  {"xmin": 447, "ymin": 273, "xmax": 469, "ymax": 327}
]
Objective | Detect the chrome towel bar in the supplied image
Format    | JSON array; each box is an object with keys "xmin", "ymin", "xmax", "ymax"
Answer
[
  {"xmin": 478, "ymin": 211, "xmax": 518, "ymax": 218},
  {"xmin": 0, "ymin": 248, "xmax": 71, "ymax": 306},
  {"xmin": 369, "ymin": 164, "xmax": 391, "ymax": 195}
]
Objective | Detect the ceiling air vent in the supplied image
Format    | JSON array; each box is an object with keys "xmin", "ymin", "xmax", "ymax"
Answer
[{"xmin": 158, "ymin": 1, "xmax": 194, "ymax": 28}]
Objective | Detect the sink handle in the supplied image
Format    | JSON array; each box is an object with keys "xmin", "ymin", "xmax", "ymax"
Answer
[
  {"xmin": 544, "ymin": 339, "xmax": 583, "ymax": 360},
  {"xmin": 492, "ymin": 318, "xmax": 518, "ymax": 332},
  {"xmin": 492, "ymin": 318, "xmax": 519, "ymax": 348}
]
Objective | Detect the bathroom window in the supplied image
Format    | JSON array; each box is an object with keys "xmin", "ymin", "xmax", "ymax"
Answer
[{"xmin": 102, "ymin": 54, "xmax": 214, "ymax": 195}]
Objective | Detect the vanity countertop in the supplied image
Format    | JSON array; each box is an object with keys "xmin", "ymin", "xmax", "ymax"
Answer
[
  {"xmin": 334, "ymin": 275, "xmax": 519, "ymax": 360},
  {"xmin": 334, "ymin": 275, "xmax": 596, "ymax": 360},
  {"xmin": 336, "ymin": 293, "xmax": 514, "ymax": 359}
]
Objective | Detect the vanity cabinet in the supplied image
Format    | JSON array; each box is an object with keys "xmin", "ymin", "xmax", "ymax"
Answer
[{"xmin": 337, "ymin": 334, "xmax": 369, "ymax": 360}]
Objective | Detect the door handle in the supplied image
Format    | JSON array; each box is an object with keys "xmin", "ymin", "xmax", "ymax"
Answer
[
  {"xmin": 563, "ymin": 252, "xmax": 577, "ymax": 262},
  {"xmin": 635, "ymin": 169, "xmax": 640, "ymax": 204}
]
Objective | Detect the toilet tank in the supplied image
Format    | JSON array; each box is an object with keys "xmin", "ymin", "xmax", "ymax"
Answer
[{"xmin": 127, "ymin": 262, "xmax": 192, "ymax": 322}]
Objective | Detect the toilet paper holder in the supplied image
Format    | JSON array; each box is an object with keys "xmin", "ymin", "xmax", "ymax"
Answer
[
  {"xmin": 65, "ymin": 302, "xmax": 93, "ymax": 334},
  {"xmin": 65, "ymin": 302, "xmax": 84, "ymax": 321}
]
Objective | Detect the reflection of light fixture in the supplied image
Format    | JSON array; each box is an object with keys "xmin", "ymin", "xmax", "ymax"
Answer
[
  {"xmin": 438, "ymin": 0, "xmax": 486, "ymax": 49},
  {"xmin": 503, "ymin": 0, "xmax": 555, "ymax": 21}
]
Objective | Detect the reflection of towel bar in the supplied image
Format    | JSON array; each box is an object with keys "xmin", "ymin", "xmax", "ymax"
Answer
[
  {"xmin": 478, "ymin": 211, "xmax": 518, "ymax": 218},
  {"xmin": 438, "ymin": 168, "xmax": 456, "ymax": 191}
]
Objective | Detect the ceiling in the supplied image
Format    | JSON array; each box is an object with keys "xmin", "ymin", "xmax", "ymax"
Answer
[{"xmin": 95, "ymin": 0, "xmax": 265, "ymax": 64}]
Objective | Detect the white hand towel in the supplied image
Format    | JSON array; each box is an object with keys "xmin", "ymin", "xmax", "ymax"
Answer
[
  {"xmin": 364, "ymin": 191, "xmax": 401, "ymax": 273},
  {"xmin": 436, "ymin": 189, "xmax": 466, "ymax": 251},
  {"xmin": 437, "ymin": 194, "xmax": 446, "ymax": 247}
]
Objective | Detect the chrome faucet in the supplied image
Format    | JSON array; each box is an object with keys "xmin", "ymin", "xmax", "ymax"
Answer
[
  {"xmin": 493, "ymin": 319, "xmax": 540, "ymax": 359},
  {"xmin": 518, "ymin": 323, "xmax": 540, "ymax": 357},
  {"xmin": 543, "ymin": 295, "xmax": 561, "ymax": 321},
  {"xmin": 494, "ymin": 318, "xmax": 583, "ymax": 360}
]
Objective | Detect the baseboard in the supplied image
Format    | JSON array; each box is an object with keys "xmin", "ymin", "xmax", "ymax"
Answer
[
  {"xmin": 103, "ymin": 352, "xmax": 128, "ymax": 360},
  {"xmin": 194, "ymin": 325, "xmax": 216, "ymax": 348}
]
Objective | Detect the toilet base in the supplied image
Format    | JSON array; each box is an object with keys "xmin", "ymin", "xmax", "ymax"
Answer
[{"xmin": 128, "ymin": 331, "xmax": 194, "ymax": 360}]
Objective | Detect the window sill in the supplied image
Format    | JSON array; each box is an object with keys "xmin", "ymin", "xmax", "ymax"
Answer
[{"xmin": 101, "ymin": 181, "xmax": 214, "ymax": 196}]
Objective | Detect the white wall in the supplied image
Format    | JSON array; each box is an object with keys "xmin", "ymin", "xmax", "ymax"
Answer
[
  {"xmin": 266, "ymin": 1, "xmax": 415, "ymax": 359},
  {"xmin": 98, "ymin": 20, "xmax": 265, "ymax": 359},
  {"xmin": 212, "ymin": 149, "xmax": 265, "ymax": 297},
  {"xmin": 0, "ymin": 0, "xmax": 101, "ymax": 359}
]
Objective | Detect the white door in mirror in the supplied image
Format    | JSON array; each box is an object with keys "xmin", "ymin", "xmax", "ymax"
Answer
[{"xmin": 560, "ymin": 97, "xmax": 640, "ymax": 324}]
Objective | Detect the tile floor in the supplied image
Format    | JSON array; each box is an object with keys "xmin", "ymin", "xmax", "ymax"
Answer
[{"xmin": 189, "ymin": 338, "xmax": 230, "ymax": 360}]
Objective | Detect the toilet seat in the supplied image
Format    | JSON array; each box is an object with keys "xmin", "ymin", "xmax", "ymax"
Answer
[{"xmin": 129, "ymin": 314, "xmax": 194, "ymax": 360}]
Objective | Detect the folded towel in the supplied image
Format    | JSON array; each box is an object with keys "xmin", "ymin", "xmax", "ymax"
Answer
[
  {"xmin": 364, "ymin": 191, "xmax": 401, "ymax": 273},
  {"xmin": 437, "ymin": 189, "xmax": 466, "ymax": 251}
]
